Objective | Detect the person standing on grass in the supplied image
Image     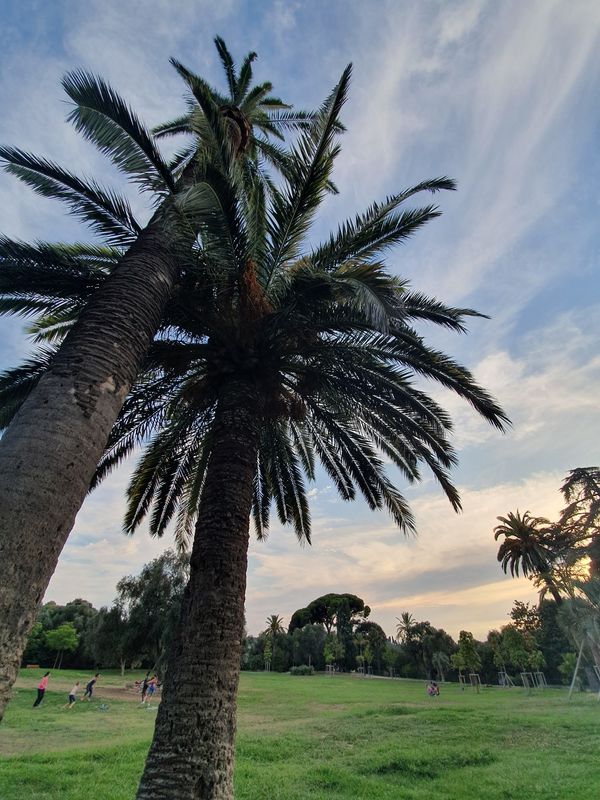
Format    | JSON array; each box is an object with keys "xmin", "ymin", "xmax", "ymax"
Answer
[
  {"xmin": 62, "ymin": 681, "xmax": 80, "ymax": 709},
  {"xmin": 82, "ymin": 673, "xmax": 100, "ymax": 702},
  {"xmin": 33, "ymin": 672, "xmax": 50, "ymax": 707},
  {"xmin": 139, "ymin": 672, "xmax": 150, "ymax": 705},
  {"xmin": 145, "ymin": 675, "xmax": 158, "ymax": 705}
]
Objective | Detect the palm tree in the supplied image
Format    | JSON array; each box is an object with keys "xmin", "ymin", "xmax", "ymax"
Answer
[
  {"xmin": 0, "ymin": 39, "xmax": 315, "ymax": 720},
  {"xmin": 559, "ymin": 467, "xmax": 600, "ymax": 576},
  {"xmin": 494, "ymin": 510, "xmax": 563, "ymax": 604},
  {"xmin": 0, "ymin": 66, "xmax": 507, "ymax": 797},
  {"xmin": 395, "ymin": 612, "xmax": 417, "ymax": 644},
  {"xmin": 263, "ymin": 614, "xmax": 285, "ymax": 669},
  {"xmin": 264, "ymin": 614, "xmax": 286, "ymax": 637}
]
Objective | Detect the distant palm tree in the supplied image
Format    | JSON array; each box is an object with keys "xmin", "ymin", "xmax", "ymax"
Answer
[
  {"xmin": 0, "ymin": 66, "xmax": 507, "ymax": 798},
  {"xmin": 396, "ymin": 612, "xmax": 417, "ymax": 644},
  {"xmin": 263, "ymin": 614, "xmax": 285, "ymax": 670},
  {"xmin": 264, "ymin": 615, "xmax": 286, "ymax": 637},
  {"xmin": 0, "ymin": 37, "xmax": 317, "ymax": 721},
  {"xmin": 494, "ymin": 511, "xmax": 563, "ymax": 604}
]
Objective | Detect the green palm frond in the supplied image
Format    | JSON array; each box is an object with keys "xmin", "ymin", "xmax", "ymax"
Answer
[
  {"xmin": 263, "ymin": 64, "xmax": 352, "ymax": 292},
  {"xmin": 62, "ymin": 70, "xmax": 175, "ymax": 193},
  {"xmin": 0, "ymin": 148, "xmax": 140, "ymax": 245},
  {"xmin": 0, "ymin": 347, "xmax": 56, "ymax": 430}
]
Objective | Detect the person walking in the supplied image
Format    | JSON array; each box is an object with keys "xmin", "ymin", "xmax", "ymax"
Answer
[
  {"xmin": 33, "ymin": 672, "xmax": 50, "ymax": 707},
  {"xmin": 62, "ymin": 681, "xmax": 80, "ymax": 709},
  {"xmin": 82, "ymin": 673, "xmax": 100, "ymax": 702},
  {"xmin": 139, "ymin": 672, "xmax": 150, "ymax": 705}
]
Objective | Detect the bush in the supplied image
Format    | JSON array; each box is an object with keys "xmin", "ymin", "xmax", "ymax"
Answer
[{"xmin": 290, "ymin": 665, "xmax": 314, "ymax": 676}]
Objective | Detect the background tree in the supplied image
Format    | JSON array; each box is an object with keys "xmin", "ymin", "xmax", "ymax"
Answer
[
  {"xmin": 355, "ymin": 621, "xmax": 388, "ymax": 673},
  {"xmin": 451, "ymin": 631, "xmax": 481, "ymax": 675},
  {"xmin": 395, "ymin": 612, "xmax": 417, "ymax": 644},
  {"xmin": 116, "ymin": 551, "xmax": 188, "ymax": 674},
  {"xmin": 431, "ymin": 651, "xmax": 450, "ymax": 682},
  {"xmin": 91, "ymin": 604, "xmax": 130, "ymax": 675},
  {"xmin": 290, "ymin": 624, "xmax": 326, "ymax": 669},
  {"xmin": 558, "ymin": 467, "xmax": 600, "ymax": 575},
  {"xmin": 289, "ymin": 594, "xmax": 370, "ymax": 636},
  {"xmin": 262, "ymin": 615, "xmax": 285, "ymax": 670},
  {"xmin": 45, "ymin": 622, "xmax": 78, "ymax": 669},
  {"xmin": 494, "ymin": 511, "xmax": 563, "ymax": 603}
]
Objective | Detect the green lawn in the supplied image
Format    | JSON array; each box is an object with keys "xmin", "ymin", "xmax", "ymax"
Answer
[{"xmin": 1, "ymin": 669, "xmax": 599, "ymax": 799}]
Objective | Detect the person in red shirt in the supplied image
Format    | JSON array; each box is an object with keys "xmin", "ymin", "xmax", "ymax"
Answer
[{"xmin": 33, "ymin": 672, "xmax": 50, "ymax": 707}]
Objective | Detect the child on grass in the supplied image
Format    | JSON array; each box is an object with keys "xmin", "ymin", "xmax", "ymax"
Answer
[{"xmin": 63, "ymin": 681, "xmax": 80, "ymax": 709}]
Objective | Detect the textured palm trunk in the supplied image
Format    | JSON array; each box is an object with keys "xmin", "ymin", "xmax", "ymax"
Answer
[
  {"xmin": 0, "ymin": 209, "xmax": 188, "ymax": 721},
  {"xmin": 136, "ymin": 382, "xmax": 259, "ymax": 800}
]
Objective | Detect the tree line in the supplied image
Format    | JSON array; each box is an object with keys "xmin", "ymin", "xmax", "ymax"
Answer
[{"xmin": 24, "ymin": 551, "xmax": 576, "ymax": 686}]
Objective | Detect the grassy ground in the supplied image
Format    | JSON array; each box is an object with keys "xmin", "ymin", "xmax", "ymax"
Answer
[{"xmin": 1, "ymin": 668, "xmax": 599, "ymax": 799}]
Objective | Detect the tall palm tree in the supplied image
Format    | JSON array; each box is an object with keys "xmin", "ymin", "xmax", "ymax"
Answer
[
  {"xmin": 263, "ymin": 614, "xmax": 285, "ymax": 669},
  {"xmin": 0, "ymin": 67, "xmax": 507, "ymax": 797},
  {"xmin": 494, "ymin": 510, "xmax": 563, "ymax": 604},
  {"xmin": 0, "ymin": 39, "xmax": 314, "ymax": 720},
  {"xmin": 395, "ymin": 612, "xmax": 417, "ymax": 644},
  {"xmin": 559, "ymin": 467, "xmax": 600, "ymax": 576}
]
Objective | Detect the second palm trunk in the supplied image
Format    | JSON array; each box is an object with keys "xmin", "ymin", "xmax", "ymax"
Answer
[{"xmin": 136, "ymin": 382, "xmax": 260, "ymax": 800}]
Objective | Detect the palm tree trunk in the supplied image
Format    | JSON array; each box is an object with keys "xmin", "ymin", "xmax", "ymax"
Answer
[
  {"xmin": 0, "ymin": 207, "xmax": 189, "ymax": 721},
  {"xmin": 136, "ymin": 381, "xmax": 260, "ymax": 800}
]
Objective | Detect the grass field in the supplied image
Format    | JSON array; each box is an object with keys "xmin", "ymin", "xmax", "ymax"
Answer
[{"xmin": 1, "ymin": 668, "xmax": 599, "ymax": 799}]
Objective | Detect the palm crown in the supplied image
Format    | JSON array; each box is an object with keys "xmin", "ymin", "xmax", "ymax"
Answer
[
  {"xmin": 0, "ymin": 37, "xmax": 314, "ymax": 256},
  {"xmin": 494, "ymin": 510, "xmax": 556, "ymax": 578},
  {"xmin": 0, "ymin": 66, "xmax": 507, "ymax": 550}
]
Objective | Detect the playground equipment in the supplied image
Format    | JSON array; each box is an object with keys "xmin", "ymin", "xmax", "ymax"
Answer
[
  {"xmin": 593, "ymin": 665, "xmax": 600, "ymax": 700},
  {"xmin": 498, "ymin": 670, "xmax": 515, "ymax": 687},
  {"xmin": 459, "ymin": 672, "xmax": 482, "ymax": 691},
  {"xmin": 469, "ymin": 673, "xmax": 482, "ymax": 693},
  {"xmin": 520, "ymin": 672, "xmax": 536, "ymax": 693},
  {"xmin": 533, "ymin": 671, "xmax": 547, "ymax": 688}
]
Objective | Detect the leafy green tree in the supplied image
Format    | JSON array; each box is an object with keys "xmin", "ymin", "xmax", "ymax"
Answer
[
  {"xmin": 0, "ymin": 37, "xmax": 314, "ymax": 719},
  {"xmin": 323, "ymin": 634, "xmax": 344, "ymax": 666},
  {"xmin": 558, "ymin": 652, "xmax": 579, "ymax": 686},
  {"xmin": 91, "ymin": 604, "xmax": 130, "ymax": 675},
  {"xmin": 291, "ymin": 624, "xmax": 326, "ymax": 669},
  {"xmin": 451, "ymin": 631, "xmax": 481, "ymax": 674},
  {"xmin": 116, "ymin": 551, "xmax": 188, "ymax": 674},
  {"xmin": 45, "ymin": 622, "xmax": 78, "ymax": 669},
  {"xmin": 0, "ymin": 63, "xmax": 506, "ymax": 796},
  {"xmin": 355, "ymin": 621, "xmax": 388, "ymax": 673},
  {"xmin": 262, "ymin": 637, "xmax": 272, "ymax": 669},
  {"xmin": 289, "ymin": 595, "xmax": 370, "ymax": 636},
  {"xmin": 21, "ymin": 623, "xmax": 45, "ymax": 666}
]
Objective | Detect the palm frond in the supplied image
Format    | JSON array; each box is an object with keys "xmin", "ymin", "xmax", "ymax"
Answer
[
  {"xmin": 0, "ymin": 147, "xmax": 140, "ymax": 245},
  {"xmin": 62, "ymin": 70, "xmax": 175, "ymax": 193}
]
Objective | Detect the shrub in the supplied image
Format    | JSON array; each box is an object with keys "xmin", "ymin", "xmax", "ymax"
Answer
[{"xmin": 290, "ymin": 665, "xmax": 314, "ymax": 676}]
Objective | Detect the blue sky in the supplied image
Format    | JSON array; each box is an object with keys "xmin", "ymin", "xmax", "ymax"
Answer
[{"xmin": 1, "ymin": 0, "xmax": 599, "ymax": 638}]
